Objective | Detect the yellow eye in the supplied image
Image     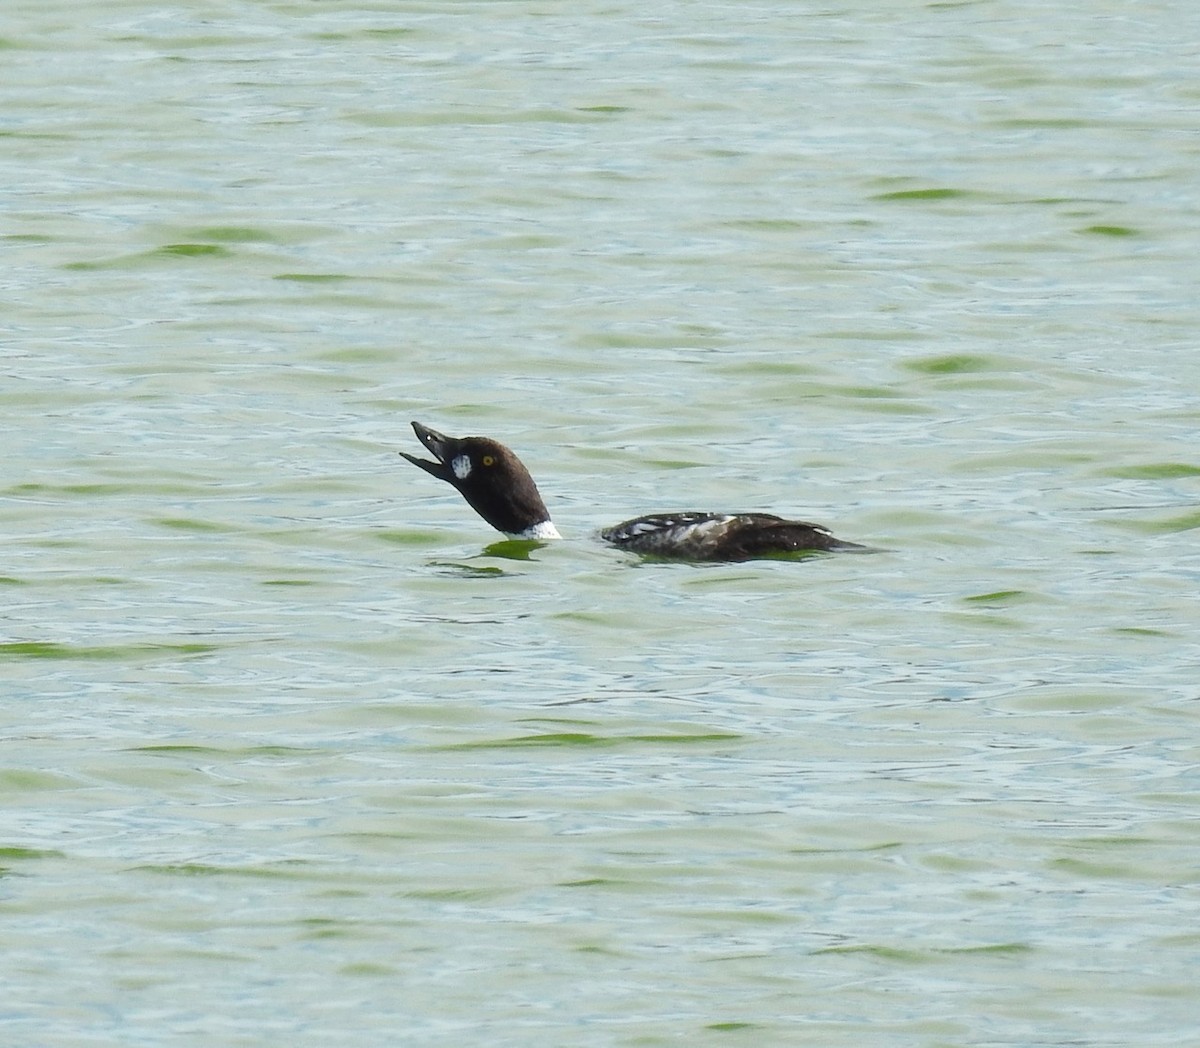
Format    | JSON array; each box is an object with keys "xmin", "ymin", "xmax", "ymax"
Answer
[{"xmin": 481, "ymin": 455, "xmax": 495, "ymax": 467}]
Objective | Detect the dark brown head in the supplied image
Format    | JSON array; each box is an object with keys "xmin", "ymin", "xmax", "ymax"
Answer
[{"xmin": 399, "ymin": 421, "xmax": 560, "ymax": 539}]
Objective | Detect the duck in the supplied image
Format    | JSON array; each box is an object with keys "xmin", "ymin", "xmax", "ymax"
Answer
[{"xmin": 399, "ymin": 421, "xmax": 865, "ymax": 561}]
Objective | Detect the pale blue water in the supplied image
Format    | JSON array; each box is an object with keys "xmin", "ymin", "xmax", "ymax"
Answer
[{"xmin": 3, "ymin": 1, "xmax": 1199, "ymax": 1045}]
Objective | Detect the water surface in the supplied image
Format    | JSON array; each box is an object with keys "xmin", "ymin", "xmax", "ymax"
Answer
[{"xmin": 3, "ymin": 1, "xmax": 1199, "ymax": 1045}]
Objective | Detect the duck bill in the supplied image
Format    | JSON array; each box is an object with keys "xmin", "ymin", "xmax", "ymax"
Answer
[{"xmin": 399, "ymin": 421, "xmax": 454, "ymax": 481}]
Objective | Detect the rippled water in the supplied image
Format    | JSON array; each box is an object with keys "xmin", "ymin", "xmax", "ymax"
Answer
[{"xmin": 4, "ymin": 1, "xmax": 1199, "ymax": 1045}]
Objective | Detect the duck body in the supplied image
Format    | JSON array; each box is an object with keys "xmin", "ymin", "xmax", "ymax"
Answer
[
  {"xmin": 599, "ymin": 511, "xmax": 852, "ymax": 560},
  {"xmin": 399, "ymin": 421, "xmax": 863, "ymax": 561}
]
